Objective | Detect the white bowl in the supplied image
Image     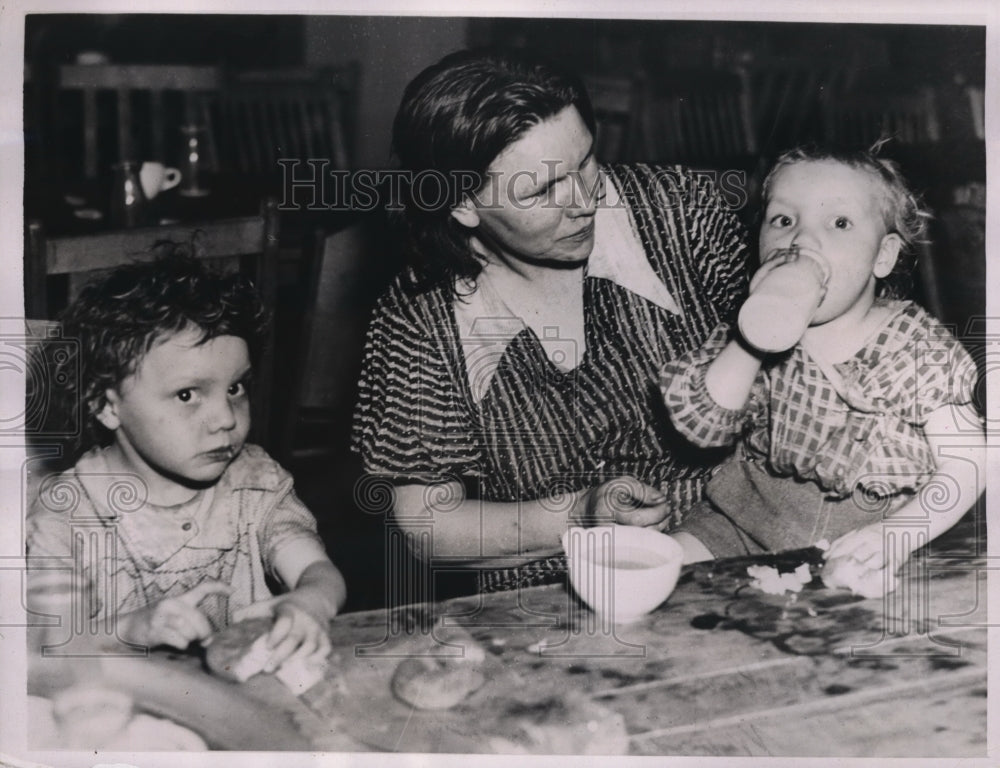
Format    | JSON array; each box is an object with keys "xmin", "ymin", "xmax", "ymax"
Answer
[{"xmin": 561, "ymin": 525, "xmax": 684, "ymax": 624}]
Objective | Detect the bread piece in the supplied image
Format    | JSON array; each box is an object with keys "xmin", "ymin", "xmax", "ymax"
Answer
[
  {"xmin": 391, "ymin": 656, "xmax": 485, "ymax": 710},
  {"xmin": 204, "ymin": 618, "xmax": 273, "ymax": 683},
  {"xmin": 274, "ymin": 652, "xmax": 328, "ymax": 694},
  {"xmin": 486, "ymin": 692, "xmax": 630, "ymax": 754}
]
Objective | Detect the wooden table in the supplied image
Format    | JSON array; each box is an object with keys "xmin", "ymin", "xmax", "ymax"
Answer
[{"xmin": 69, "ymin": 510, "xmax": 987, "ymax": 756}]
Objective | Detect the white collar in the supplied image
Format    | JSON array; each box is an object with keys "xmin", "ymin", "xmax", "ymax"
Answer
[
  {"xmin": 586, "ymin": 173, "xmax": 682, "ymax": 316},
  {"xmin": 453, "ymin": 172, "xmax": 682, "ymax": 403}
]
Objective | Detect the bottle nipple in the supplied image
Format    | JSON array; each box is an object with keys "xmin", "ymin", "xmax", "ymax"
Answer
[{"xmin": 738, "ymin": 247, "xmax": 830, "ymax": 353}]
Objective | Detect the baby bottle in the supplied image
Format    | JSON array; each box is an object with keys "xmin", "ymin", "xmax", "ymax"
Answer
[{"xmin": 737, "ymin": 247, "xmax": 831, "ymax": 353}]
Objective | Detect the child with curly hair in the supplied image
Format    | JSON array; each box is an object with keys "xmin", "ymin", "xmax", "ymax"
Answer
[{"xmin": 27, "ymin": 249, "xmax": 346, "ymax": 668}]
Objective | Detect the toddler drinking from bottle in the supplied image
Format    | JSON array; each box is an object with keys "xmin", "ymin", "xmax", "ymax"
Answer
[{"xmin": 661, "ymin": 145, "xmax": 983, "ymax": 594}]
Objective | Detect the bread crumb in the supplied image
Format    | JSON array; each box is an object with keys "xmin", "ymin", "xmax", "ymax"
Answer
[{"xmin": 747, "ymin": 563, "xmax": 813, "ymax": 595}]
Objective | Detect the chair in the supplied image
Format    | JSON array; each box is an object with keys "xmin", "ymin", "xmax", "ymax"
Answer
[
  {"xmin": 637, "ymin": 69, "xmax": 756, "ymax": 167},
  {"xmin": 24, "ymin": 199, "xmax": 280, "ymax": 449},
  {"xmin": 56, "ymin": 64, "xmax": 222, "ymax": 178},
  {"xmin": 213, "ymin": 65, "xmax": 359, "ymax": 177},
  {"xmin": 916, "ymin": 183, "xmax": 986, "ymax": 330},
  {"xmin": 583, "ymin": 74, "xmax": 646, "ymax": 162},
  {"xmin": 276, "ymin": 215, "xmax": 399, "ymax": 466},
  {"xmin": 821, "ymin": 84, "xmax": 941, "ymax": 147},
  {"xmin": 738, "ymin": 60, "xmax": 857, "ymax": 154}
]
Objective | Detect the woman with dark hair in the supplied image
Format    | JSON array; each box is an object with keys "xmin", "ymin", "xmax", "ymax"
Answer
[{"xmin": 353, "ymin": 48, "xmax": 749, "ymax": 592}]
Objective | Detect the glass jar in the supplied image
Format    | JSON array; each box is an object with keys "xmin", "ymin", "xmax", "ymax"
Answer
[
  {"xmin": 110, "ymin": 161, "xmax": 147, "ymax": 228},
  {"xmin": 179, "ymin": 123, "xmax": 210, "ymax": 197}
]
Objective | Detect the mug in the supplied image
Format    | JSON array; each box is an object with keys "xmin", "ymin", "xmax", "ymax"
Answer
[{"xmin": 139, "ymin": 161, "xmax": 182, "ymax": 200}]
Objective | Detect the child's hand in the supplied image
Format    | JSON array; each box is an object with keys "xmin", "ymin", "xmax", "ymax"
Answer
[
  {"xmin": 123, "ymin": 581, "xmax": 231, "ymax": 650},
  {"xmin": 232, "ymin": 593, "xmax": 332, "ymax": 674},
  {"xmin": 747, "ymin": 254, "xmax": 788, "ymax": 294},
  {"xmin": 821, "ymin": 525, "xmax": 910, "ymax": 599},
  {"xmin": 824, "ymin": 524, "xmax": 898, "ymax": 573}
]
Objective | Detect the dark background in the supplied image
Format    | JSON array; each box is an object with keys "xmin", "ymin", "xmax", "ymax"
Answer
[{"xmin": 22, "ymin": 15, "xmax": 987, "ymax": 611}]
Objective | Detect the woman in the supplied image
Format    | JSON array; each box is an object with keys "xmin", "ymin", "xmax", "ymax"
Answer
[{"xmin": 352, "ymin": 48, "xmax": 748, "ymax": 592}]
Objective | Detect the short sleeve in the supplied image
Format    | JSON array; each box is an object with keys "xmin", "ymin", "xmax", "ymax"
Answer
[
  {"xmin": 26, "ymin": 493, "xmax": 74, "ymax": 558},
  {"xmin": 258, "ymin": 482, "xmax": 328, "ymax": 584},
  {"xmin": 26, "ymin": 474, "xmax": 93, "ymax": 621},
  {"xmin": 219, "ymin": 444, "xmax": 327, "ymax": 584},
  {"xmin": 351, "ymin": 277, "xmax": 480, "ymax": 483}
]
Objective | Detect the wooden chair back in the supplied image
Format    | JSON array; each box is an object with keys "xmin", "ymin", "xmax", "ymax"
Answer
[
  {"xmin": 822, "ymin": 85, "xmax": 941, "ymax": 147},
  {"xmin": 277, "ymin": 216, "xmax": 399, "ymax": 466},
  {"xmin": 24, "ymin": 199, "xmax": 280, "ymax": 449},
  {"xmin": 738, "ymin": 61, "xmax": 857, "ymax": 154},
  {"xmin": 213, "ymin": 65, "xmax": 359, "ymax": 177},
  {"xmin": 583, "ymin": 74, "xmax": 646, "ymax": 162},
  {"xmin": 638, "ymin": 70, "xmax": 756, "ymax": 166},
  {"xmin": 57, "ymin": 64, "xmax": 221, "ymax": 178}
]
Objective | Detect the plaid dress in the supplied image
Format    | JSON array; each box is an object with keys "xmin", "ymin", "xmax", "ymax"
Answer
[{"xmin": 661, "ymin": 300, "xmax": 978, "ymax": 555}]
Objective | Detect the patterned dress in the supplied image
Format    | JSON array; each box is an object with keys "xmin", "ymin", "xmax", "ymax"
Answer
[
  {"xmin": 352, "ymin": 164, "xmax": 749, "ymax": 590},
  {"xmin": 661, "ymin": 300, "xmax": 979, "ymax": 556},
  {"xmin": 27, "ymin": 444, "xmax": 328, "ymax": 635}
]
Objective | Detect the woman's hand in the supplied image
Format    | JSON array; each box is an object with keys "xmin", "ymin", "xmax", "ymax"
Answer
[
  {"xmin": 572, "ymin": 476, "xmax": 671, "ymax": 530},
  {"xmin": 120, "ymin": 581, "xmax": 231, "ymax": 650}
]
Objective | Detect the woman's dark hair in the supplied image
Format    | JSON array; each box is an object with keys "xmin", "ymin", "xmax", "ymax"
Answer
[
  {"xmin": 56, "ymin": 242, "xmax": 269, "ymax": 454},
  {"xmin": 760, "ymin": 141, "xmax": 932, "ymax": 300},
  {"xmin": 391, "ymin": 47, "xmax": 596, "ymax": 290}
]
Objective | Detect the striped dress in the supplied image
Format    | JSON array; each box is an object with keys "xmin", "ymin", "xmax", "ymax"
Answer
[{"xmin": 352, "ymin": 164, "xmax": 749, "ymax": 590}]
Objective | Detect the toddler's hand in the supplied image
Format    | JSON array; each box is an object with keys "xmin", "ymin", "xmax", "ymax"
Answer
[
  {"xmin": 123, "ymin": 581, "xmax": 231, "ymax": 650},
  {"xmin": 747, "ymin": 254, "xmax": 787, "ymax": 294},
  {"xmin": 824, "ymin": 524, "xmax": 897, "ymax": 573},
  {"xmin": 820, "ymin": 524, "xmax": 914, "ymax": 599},
  {"xmin": 232, "ymin": 594, "xmax": 332, "ymax": 674}
]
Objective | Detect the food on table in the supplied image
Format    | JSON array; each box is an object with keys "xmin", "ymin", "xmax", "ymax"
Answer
[
  {"xmin": 485, "ymin": 692, "xmax": 629, "ymax": 754},
  {"xmin": 390, "ymin": 655, "xmax": 486, "ymax": 710},
  {"xmin": 205, "ymin": 617, "xmax": 331, "ymax": 692},
  {"xmin": 274, "ymin": 652, "xmax": 328, "ymax": 694},
  {"xmin": 746, "ymin": 562, "xmax": 812, "ymax": 595},
  {"xmin": 205, "ymin": 617, "xmax": 274, "ymax": 683}
]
